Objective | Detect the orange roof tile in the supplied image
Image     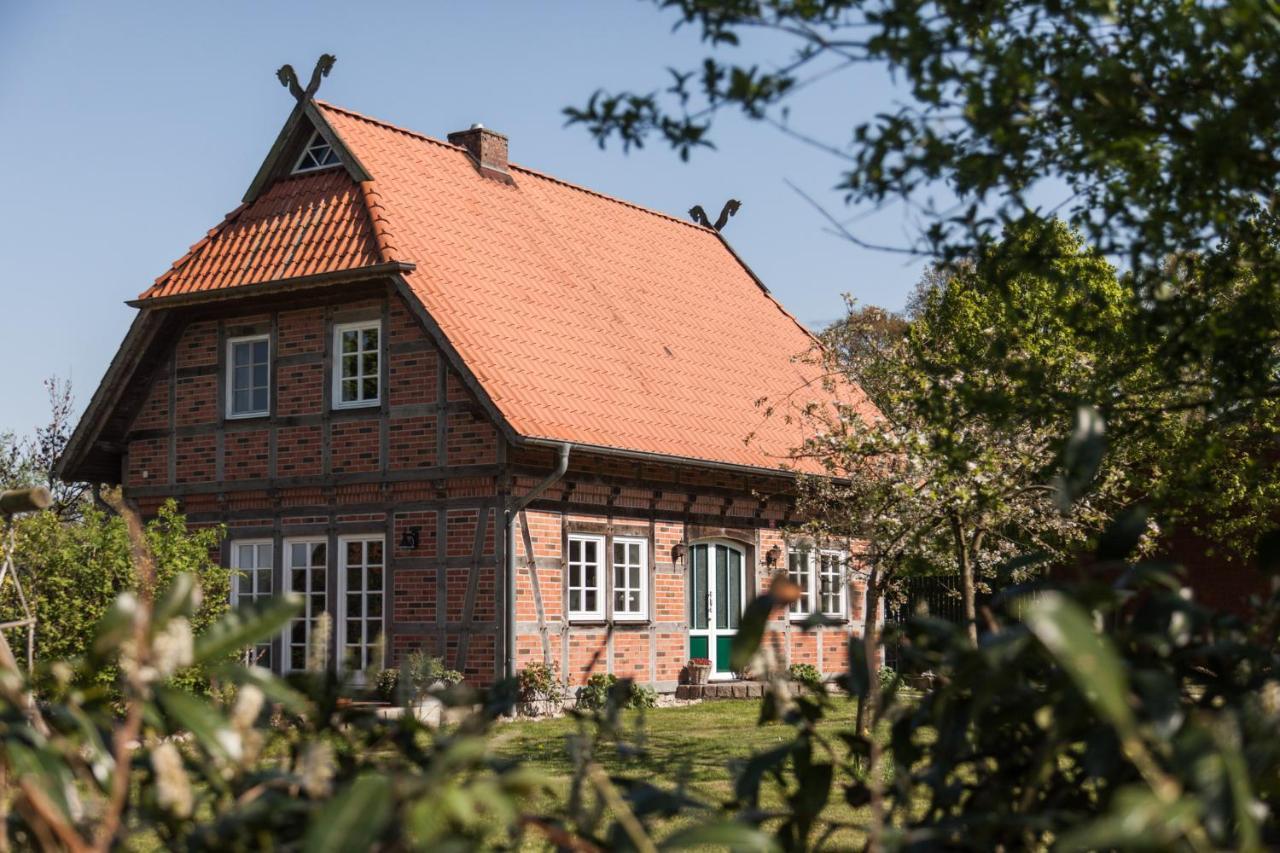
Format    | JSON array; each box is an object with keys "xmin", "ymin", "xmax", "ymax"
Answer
[
  {"xmin": 139, "ymin": 101, "xmax": 873, "ymax": 473},
  {"xmin": 143, "ymin": 169, "xmax": 383, "ymax": 299}
]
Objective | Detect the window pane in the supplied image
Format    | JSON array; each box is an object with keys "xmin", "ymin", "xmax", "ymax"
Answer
[
  {"xmin": 341, "ymin": 354, "xmax": 358, "ymax": 378},
  {"xmin": 585, "ymin": 590, "xmax": 596, "ymax": 611},
  {"xmin": 233, "ymin": 343, "xmax": 252, "ymax": 367},
  {"xmin": 253, "ymin": 340, "xmax": 268, "ymax": 362},
  {"xmin": 347, "ymin": 541, "xmax": 362, "ymax": 565},
  {"xmin": 362, "ymin": 377, "xmax": 378, "ymax": 399},
  {"xmin": 614, "ymin": 590, "xmax": 626, "ymax": 611},
  {"xmin": 368, "ymin": 567, "xmax": 382, "ymax": 592},
  {"xmin": 569, "ymin": 540, "xmax": 581, "ymax": 561},
  {"xmin": 253, "ymin": 363, "xmax": 268, "ymax": 387},
  {"xmin": 341, "ymin": 379, "xmax": 358, "ymax": 402},
  {"xmin": 252, "ymin": 388, "xmax": 268, "ymax": 412},
  {"xmin": 342, "ymin": 331, "xmax": 358, "ymax": 354},
  {"xmin": 361, "ymin": 328, "xmax": 378, "ymax": 350},
  {"xmin": 569, "ymin": 591, "xmax": 580, "ymax": 611},
  {"xmin": 691, "ymin": 545, "xmax": 708, "ymax": 630},
  {"xmin": 361, "ymin": 352, "xmax": 377, "ymax": 375}
]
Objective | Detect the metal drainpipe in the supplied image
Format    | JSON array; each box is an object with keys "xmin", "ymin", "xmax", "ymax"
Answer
[{"xmin": 504, "ymin": 442, "xmax": 571, "ymax": 681}]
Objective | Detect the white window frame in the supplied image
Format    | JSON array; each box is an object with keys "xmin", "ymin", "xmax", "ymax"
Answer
[
  {"xmin": 283, "ymin": 538, "xmax": 329, "ymax": 673},
  {"xmin": 292, "ymin": 130, "xmax": 342, "ymax": 174},
  {"xmin": 567, "ymin": 534, "xmax": 605, "ymax": 621},
  {"xmin": 230, "ymin": 539, "xmax": 275, "ymax": 667},
  {"xmin": 817, "ymin": 550, "xmax": 848, "ymax": 618},
  {"xmin": 787, "ymin": 546, "xmax": 814, "ymax": 618},
  {"xmin": 610, "ymin": 536, "xmax": 648, "ymax": 621},
  {"xmin": 337, "ymin": 535, "xmax": 385, "ymax": 677},
  {"xmin": 331, "ymin": 320, "xmax": 381, "ymax": 409},
  {"xmin": 225, "ymin": 334, "xmax": 271, "ymax": 419}
]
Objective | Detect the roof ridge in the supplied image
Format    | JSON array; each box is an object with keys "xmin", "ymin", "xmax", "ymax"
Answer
[{"xmin": 314, "ymin": 99, "xmax": 717, "ymax": 234}]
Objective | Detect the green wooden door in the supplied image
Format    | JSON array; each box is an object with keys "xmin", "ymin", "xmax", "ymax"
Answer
[{"xmin": 688, "ymin": 543, "xmax": 744, "ymax": 675}]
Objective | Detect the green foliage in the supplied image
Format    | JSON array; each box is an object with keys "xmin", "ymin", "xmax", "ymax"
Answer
[
  {"xmin": 517, "ymin": 660, "xmax": 566, "ymax": 705},
  {"xmin": 1, "ymin": 500, "xmax": 228, "ymax": 692},
  {"xmin": 787, "ymin": 662, "xmax": 822, "ymax": 687},
  {"xmin": 403, "ymin": 650, "xmax": 463, "ymax": 697},
  {"xmin": 372, "ymin": 667, "xmax": 400, "ymax": 703},
  {"xmin": 575, "ymin": 673, "xmax": 656, "ymax": 711}
]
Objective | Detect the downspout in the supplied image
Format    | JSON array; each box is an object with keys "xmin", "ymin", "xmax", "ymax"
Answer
[{"xmin": 504, "ymin": 442, "xmax": 571, "ymax": 680}]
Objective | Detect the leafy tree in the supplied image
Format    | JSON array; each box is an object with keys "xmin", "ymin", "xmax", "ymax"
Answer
[
  {"xmin": 0, "ymin": 498, "xmax": 229, "ymax": 692},
  {"xmin": 795, "ymin": 220, "xmax": 1133, "ymax": 659}
]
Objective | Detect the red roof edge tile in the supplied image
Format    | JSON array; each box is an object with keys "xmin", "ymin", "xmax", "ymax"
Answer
[
  {"xmin": 358, "ymin": 179, "xmax": 399, "ymax": 264},
  {"xmin": 143, "ymin": 202, "xmax": 249, "ymax": 299}
]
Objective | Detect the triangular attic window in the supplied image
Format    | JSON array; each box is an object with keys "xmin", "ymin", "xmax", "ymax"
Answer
[{"xmin": 293, "ymin": 130, "xmax": 342, "ymax": 173}]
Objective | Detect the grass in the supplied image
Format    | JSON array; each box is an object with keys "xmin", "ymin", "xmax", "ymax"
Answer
[{"xmin": 490, "ymin": 697, "xmax": 874, "ymax": 848}]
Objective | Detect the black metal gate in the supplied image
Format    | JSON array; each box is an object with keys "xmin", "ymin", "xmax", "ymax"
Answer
[{"xmin": 882, "ymin": 575, "xmax": 981, "ymax": 670}]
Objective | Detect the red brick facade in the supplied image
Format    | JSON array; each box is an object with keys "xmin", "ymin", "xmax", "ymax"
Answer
[{"xmin": 113, "ymin": 279, "xmax": 868, "ymax": 690}]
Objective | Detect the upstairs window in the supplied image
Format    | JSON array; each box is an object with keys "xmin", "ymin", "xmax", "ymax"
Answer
[
  {"xmin": 332, "ymin": 320, "xmax": 380, "ymax": 408},
  {"xmin": 226, "ymin": 335, "xmax": 270, "ymax": 418},
  {"xmin": 293, "ymin": 130, "xmax": 341, "ymax": 173}
]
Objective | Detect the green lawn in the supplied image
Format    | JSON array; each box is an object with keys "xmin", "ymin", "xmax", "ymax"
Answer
[{"xmin": 490, "ymin": 698, "xmax": 872, "ymax": 847}]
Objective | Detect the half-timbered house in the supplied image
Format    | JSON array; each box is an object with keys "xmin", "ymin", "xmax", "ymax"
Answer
[{"xmin": 59, "ymin": 66, "xmax": 878, "ymax": 690}]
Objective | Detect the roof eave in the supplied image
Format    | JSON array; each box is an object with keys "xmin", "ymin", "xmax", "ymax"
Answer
[{"xmin": 128, "ymin": 262, "xmax": 416, "ymax": 309}]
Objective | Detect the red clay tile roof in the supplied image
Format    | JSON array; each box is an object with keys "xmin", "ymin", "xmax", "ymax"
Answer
[
  {"xmin": 144, "ymin": 169, "xmax": 383, "ymax": 298},
  {"xmin": 139, "ymin": 101, "xmax": 873, "ymax": 473}
]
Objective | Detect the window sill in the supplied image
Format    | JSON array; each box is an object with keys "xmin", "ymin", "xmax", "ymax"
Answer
[
  {"xmin": 566, "ymin": 618, "xmax": 652, "ymax": 627},
  {"xmin": 226, "ymin": 410, "xmax": 269, "ymax": 421},
  {"xmin": 331, "ymin": 400, "xmax": 381, "ymax": 411}
]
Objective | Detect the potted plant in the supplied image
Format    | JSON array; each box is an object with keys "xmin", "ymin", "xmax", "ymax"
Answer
[{"xmin": 685, "ymin": 658, "xmax": 712, "ymax": 685}]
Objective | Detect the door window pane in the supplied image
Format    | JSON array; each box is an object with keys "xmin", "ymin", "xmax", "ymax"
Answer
[
  {"xmin": 690, "ymin": 545, "xmax": 708, "ymax": 630},
  {"xmin": 285, "ymin": 540, "xmax": 328, "ymax": 672},
  {"xmin": 341, "ymin": 537, "xmax": 384, "ymax": 674},
  {"xmin": 231, "ymin": 540, "xmax": 275, "ymax": 668}
]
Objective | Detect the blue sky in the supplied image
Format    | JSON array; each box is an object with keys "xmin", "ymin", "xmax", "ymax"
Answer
[{"xmin": 0, "ymin": 1, "xmax": 927, "ymax": 435}]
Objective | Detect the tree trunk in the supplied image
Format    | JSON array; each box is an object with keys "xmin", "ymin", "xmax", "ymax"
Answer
[
  {"xmin": 854, "ymin": 562, "xmax": 883, "ymax": 739},
  {"xmin": 951, "ymin": 515, "xmax": 978, "ymax": 646}
]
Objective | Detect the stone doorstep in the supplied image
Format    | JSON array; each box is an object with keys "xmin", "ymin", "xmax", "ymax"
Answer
[{"xmin": 674, "ymin": 681, "xmax": 767, "ymax": 700}]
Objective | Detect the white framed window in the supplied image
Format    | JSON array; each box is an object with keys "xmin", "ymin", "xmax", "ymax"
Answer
[
  {"xmin": 817, "ymin": 551, "xmax": 846, "ymax": 617},
  {"xmin": 230, "ymin": 540, "xmax": 274, "ymax": 668},
  {"xmin": 226, "ymin": 334, "xmax": 270, "ymax": 418},
  {"xmin": 293, "ymin": 130, "xmax": 342, "ymax": 173},
  {"xmin": 612, "ymin": 537, "xmax": 648, "ymax": 620},
  {"xmin": 332, "ymin": 320, "xmax": 381, "ymax": 408},
  {"xmin": 338, "ymin": 536, "xmax": 385, "ymax": 675},
  {"xmin": 787, "ymin": 547, "xmax": 812, "ymax": 617},
  {"xmin": 283, "ymin": 539, "xmax": 329, "ymax": 672},
  {"xmin": 567, "ymin": 534, "xmax": 605, "ymax": 620},
  {"xmin": 787, "ymin": 547, "xmax": 847, "ymax": 619}
]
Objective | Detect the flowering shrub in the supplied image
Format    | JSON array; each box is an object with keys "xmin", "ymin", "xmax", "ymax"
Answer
[{"xmin": 517, "ymin": 661, "xmax": 566, "ymax": 705}]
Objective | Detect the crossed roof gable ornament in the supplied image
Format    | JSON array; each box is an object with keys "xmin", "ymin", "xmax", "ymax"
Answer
[{"xmin": 276, "ymin": 54, "xmax": 336, "ymax": 102}]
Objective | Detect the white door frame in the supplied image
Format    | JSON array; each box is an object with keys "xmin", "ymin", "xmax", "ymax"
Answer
[
  {"xmin": 282, "ymin": 537, "xmax": 328, "ymax": 674},
  {"xmin": 336, "ymin": 534, "xmax": 385, "ymax": 681},
  {"xmin": 687, "ymin": 540, "xmax": 747, "ymax": 680}
]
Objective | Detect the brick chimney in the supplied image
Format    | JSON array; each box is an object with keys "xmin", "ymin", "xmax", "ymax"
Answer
[{"xmin": 448, "ymin": 123, "xmax": 512, "ymax": 183}]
